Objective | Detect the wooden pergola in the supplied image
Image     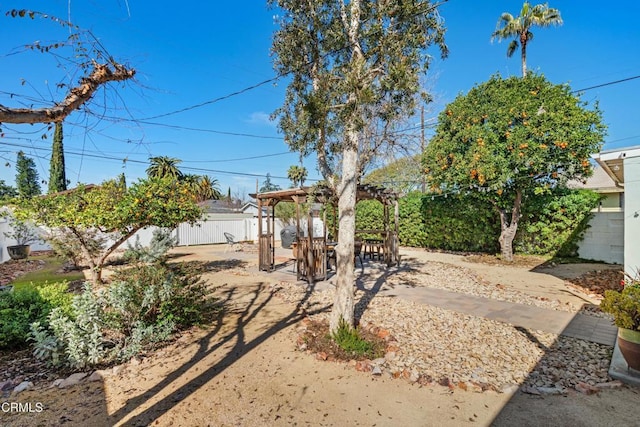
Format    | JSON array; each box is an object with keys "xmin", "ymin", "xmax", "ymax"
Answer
[{"xmin": 253, "ymin": 184, "xmax": 399, "ymax": 283}]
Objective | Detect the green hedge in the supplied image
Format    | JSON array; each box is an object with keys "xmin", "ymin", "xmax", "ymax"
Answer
[
  {"xmin": 515, "ymin": 189, "xmax": 601, "ymax": 257},
  {"xmin": 349, "ymin": 189, "xmax": 600, "ymax": 256}
]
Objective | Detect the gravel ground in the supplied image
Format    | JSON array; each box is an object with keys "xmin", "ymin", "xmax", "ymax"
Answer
[
  {"xmin": 380, "ymin": 261, "xmax": 582, "ymax": 312},
  {"xmin": 272, "ymin": 259, "xmax": 616, "ymax": 395}
]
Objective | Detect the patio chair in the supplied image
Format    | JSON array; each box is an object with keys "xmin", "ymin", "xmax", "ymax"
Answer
[{"xmin": 223, "ymin": 232, "xmax": 242, "ymax": 252}]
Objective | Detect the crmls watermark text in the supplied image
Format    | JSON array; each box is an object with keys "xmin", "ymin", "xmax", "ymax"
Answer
[{"xmin": 1, "ymin": 402, "xmax": 44, "ymax": 413}]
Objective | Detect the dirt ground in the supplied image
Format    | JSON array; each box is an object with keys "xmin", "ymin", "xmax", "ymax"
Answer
[{"xmin": 2, "ymin": 245, "xmax": 638, "ymax": 427}]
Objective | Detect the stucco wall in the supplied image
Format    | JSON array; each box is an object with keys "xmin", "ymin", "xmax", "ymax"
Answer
[
  {"xmin": 578, "ymin": 211, "xmax": 624, "ymax": 264},
  {"xmin": 598, "ymin": 193, "xmax": 622, "ymax": 209},
  {"xmin": 624, "ymin": 156, "xmax": 640, "ymax": 277}
]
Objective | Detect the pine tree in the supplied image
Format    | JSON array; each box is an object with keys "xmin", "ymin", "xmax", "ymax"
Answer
[
  {"xmin": 15, "ymin": 151, "xmax": 41, "ymax": 198},
  {"xmin": 48, "ymin": 122, "xmax": 67, "ymax": 193}
]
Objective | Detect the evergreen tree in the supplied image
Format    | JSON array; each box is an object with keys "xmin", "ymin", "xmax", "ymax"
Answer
[
  {"xmin": 117, "ymin": 173, "xmax": 127, "ymax": 190},
  {"xmin": 259, "ymin": 173, "xmax": 281, "ymax": 192},
  {"xmin": 48, "ymin": 122, "xmax": 67, "ymax": 193},
  {"xmin": 15, "ymin": 151, "xmax": 41, "ymax": 198},
  {"xmin": 0, "ymin": 180, "xmax": 17, "ymax": 199}
]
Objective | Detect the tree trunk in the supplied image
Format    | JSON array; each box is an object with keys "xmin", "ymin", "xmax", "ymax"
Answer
[
  {"xmin": 329, "ymin": 143, "xmax": 358, "ymax": 334},
  {"xmin": 496, "ymin": 189, "xmax": 523, "ymax": 262},
  {"xmin": 520, "ymin": 33, "xmax": 528, "ymax": 77}
]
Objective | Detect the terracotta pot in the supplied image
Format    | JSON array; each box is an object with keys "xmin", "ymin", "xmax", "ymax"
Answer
[
  {"xmin": 618, "ymin": 328, "xmax": 640, "ymax": 371},
  {"xmin": 7, "ymin": 245, "xmax": 30, "ymax": 260}
]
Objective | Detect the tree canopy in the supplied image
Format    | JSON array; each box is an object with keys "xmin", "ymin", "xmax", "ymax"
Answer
[
  {"xmin": 423, "ymin": 73, "xmax": 605, "ymax": 260},
  {"xmin": 15, "ymin": 151, "xmax": 41, "ymax": 198},
  {"xmin": 363, "ymin": 154, "xmax": 423, "ymax": 195},
  {"xmin": 48, "ymin": 122, "xmax": 67, "ymax": 193},
  {"xmin": 146, "ymin": 156, "xmax": 184, "ymax": 180},
  {"xmin": 287, "ymin": 165, "xmax": 308, "ymax": 188},
  {"xmin": 15, "ymin": 177, "xmax": 202, "ymax": 282},
  {"xmin": 259, "ymin": 173, "xmax": 281, "ymax": 193}
]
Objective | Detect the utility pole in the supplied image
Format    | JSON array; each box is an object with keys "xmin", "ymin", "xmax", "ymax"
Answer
[{"xmin": 421, "ymin": 105, "xmax": 426, "ymax": 193}]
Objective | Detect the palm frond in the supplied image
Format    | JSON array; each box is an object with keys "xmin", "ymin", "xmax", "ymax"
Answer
[{"xmin": 506, "ymin": 40, "xmax": 519, "ymax": 57}]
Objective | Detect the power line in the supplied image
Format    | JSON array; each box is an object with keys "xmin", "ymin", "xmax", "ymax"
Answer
[
  {"xmin": 0, "ymin": 140, "xmax": 307, "ymax": 182},
  {"xmin": 0, "ymin": 135, "xmax": 293, "ymax": 163},
  {"xmin": 139, "ymin": 77, "xmax": 280, "ymax": 121},
  {"xmin": 572, "ymin": 75, "xmax": 640, "ymax": 93}
]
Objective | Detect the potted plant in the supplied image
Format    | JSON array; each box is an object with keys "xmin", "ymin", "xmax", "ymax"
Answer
[
  {"xmin": 3, "ymin": 217, "xmax": 41, "ymax": 260},
  {"xmin": 600, "ymin": 274, "xmax": 640, "ymax": 371}
]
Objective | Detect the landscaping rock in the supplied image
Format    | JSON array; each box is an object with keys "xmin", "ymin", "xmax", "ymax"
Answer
[
  {"xmin": 13, "ymin": 381, "xmax": 33, "ymax": 395},
  {"xmin": 595, "ymin": 380, "xmax": 623, "ymax": 390},
  {"xmin": 274, "ymin": 258, "xmax": 616, "ymax": 393},
  {"xmin": 575, "ymin": 381, "xmax": 600, "ymax": 395},
  {"xmin": 0, "ymin": 380, "xmax": 14, "ymax": 392},
  {"xmin": 58, "ymin": 372, "xmax": 88, "ymax": 389},
  {"xmin": 50, "ymin": 379, "xmax": 64, "ymax": 388},
  {"xmin": 87, "ymin": 371, "xmax": 106, "ymax": 382}
]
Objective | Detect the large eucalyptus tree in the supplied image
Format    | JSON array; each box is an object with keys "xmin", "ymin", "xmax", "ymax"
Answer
[
  {"xmin": 270, "ymin": 0, "xmax": 447, "ymax": 332},
  {"xmin": 491, "ymin": 2, "xmax": 562, "ymax": 77}
]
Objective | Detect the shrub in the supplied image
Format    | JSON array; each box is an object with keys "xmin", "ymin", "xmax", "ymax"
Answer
[
  {"xmin": 123, "ymin": 228, "xmax": 177, "ymax": 264},
  {"xmin": 0, "ymin": 282, "xmax": 72, "ymax": 349},
  {"xmin": 30, "ymin": 262, "xmax": 211, "ymax": 368},
  {"xmin": 352, "ymin": 189, "xmax": 600, "ymax": 256},
  {"xmin": 600, "ymin": 278, "xmax": 640, "ymax": 331},
  {"xmin": 331, "ymin": 319, "xmax": 375, "ymax": 357},
  {"xmin": 109, "ymin": 262, "xmax": 209, "ymax": 328}
]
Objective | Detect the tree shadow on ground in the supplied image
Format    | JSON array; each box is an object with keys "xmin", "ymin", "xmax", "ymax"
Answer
[
  {"xmin": 491, "ymin": 319, "xmax": 639, "ymax": 427},
  {"xmin": 177, "ymin": 259, "xmax": 248, "ymax": 273},
  {"xmin": 352, "ymin": 256, "xmax": 424, "ymax": 324},
  {"xmin": 107, "ymin": 279, "xmax": 329, "ymax": 426}
]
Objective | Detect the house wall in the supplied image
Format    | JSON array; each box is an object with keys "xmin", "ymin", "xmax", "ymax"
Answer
[
  {"xmin": 578, "ymin": 211, "xmax": 624, "ymax": 264},
  {"xmin": 598, "ymin": 193, "xmax": 622, "ymax": 209},
  {"xmin": 624, "ymin": 156, "xmax": 640, "ymax": 277}
]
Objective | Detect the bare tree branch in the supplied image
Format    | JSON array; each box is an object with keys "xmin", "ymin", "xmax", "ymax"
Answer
[{"xmin": 0, "ymin": 61, "xmax": 135, "ymax": 124}]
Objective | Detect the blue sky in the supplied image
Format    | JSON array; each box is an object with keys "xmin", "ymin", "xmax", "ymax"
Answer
[{"xmin": 0, "ymin": 1, "xmax": 638, "ymax": 197}]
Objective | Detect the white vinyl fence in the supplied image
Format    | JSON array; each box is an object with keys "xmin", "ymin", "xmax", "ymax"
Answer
[
  {"xmin": 0, "ymin": 213, "xmax": 292, "ymax": 263},
  {"xmin": 176, "ymin": 217, "xmax": 254, "ymax": 246}
]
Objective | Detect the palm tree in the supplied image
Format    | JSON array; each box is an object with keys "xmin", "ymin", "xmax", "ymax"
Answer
[
  {"xmin": 196, "ymin": 175, "xmax": 222, "ymax": 202},
  {"xmin": 491, "ymin": 2, "xmax": 562, "ymax": 77},
  {"xmin": 287, "ymin": 165, "xmax": 307, "ymax": 187},
  {"xmin": 146, "ymin": 156, "xmax": 184, "ymax": 180},
  {"xmin": 182, "ymin": 174, "xmax": 222, "ymax": 202}
]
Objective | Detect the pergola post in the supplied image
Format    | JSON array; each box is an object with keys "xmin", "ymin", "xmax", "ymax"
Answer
[
  {"xmin": 307, "ymin": 203, "xmax": 314, "ymax": 283},
  {"xmin": 394, "ymin": 199, "xmax": 400, "ymax": 266}
]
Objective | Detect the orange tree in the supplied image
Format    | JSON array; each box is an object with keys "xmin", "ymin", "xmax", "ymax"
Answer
[
  {"xmin": 423, "ymin": 74, "xmax": 605, "ymax": 261},
  {"xmin": 15, "ymin": 177, "xmax": 202, "ymax": 282}
]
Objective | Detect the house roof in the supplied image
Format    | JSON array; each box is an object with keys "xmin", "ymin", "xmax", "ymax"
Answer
[
  {"xmin": 568, "ymin": 164, "xmax": 623, "ymax": 193},
  {"xmin": 198, "ymin": 199, "xmax": 241, "ymax": 213},
  {"xmin": 593, "ymin": 145, "xmax": 640, "ymax": 186}
]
